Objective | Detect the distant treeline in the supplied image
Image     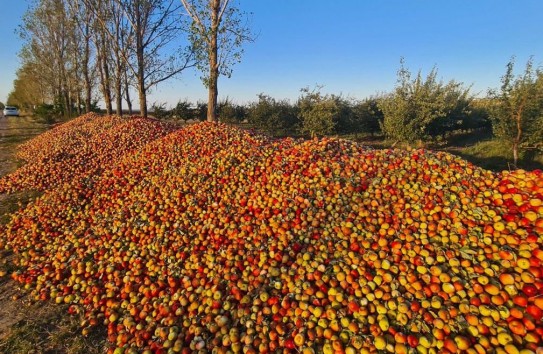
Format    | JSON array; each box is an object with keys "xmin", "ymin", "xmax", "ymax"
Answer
[
  {"xmin": 152, "ymin": 58, "xmax": 542, "ymax": 167},
  {"xmin": 153, "ymin": 91, "xmax": 489, "ymax": 140}
]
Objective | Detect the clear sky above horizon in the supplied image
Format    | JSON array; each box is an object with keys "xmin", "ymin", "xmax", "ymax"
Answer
[{"xmin": 1, "ymin": 0, "xmax": 542, "ymax": 107}]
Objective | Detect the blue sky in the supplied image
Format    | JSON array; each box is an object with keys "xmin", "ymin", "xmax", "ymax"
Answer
[{"xmin": 1, "ymin": 0, "xmax": 542, "ymax": 107}]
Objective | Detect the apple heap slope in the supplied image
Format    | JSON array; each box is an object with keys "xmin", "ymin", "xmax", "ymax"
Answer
[
  {"xmin": 0, "ymin": 113, "xmax": 178, "ymax": 194},
  {"xmin": 1, "ymin": 120, "xmax": 543, "ymax": 353}
]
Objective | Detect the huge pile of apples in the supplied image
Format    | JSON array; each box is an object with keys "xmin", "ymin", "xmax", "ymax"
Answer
[
  {"xmin": 0, "ymin": 113, "xmax": 177, "ymax": 194},
  {"xmin": 1, "ymin": 115, "xmax": 542, "ymax": 353}
]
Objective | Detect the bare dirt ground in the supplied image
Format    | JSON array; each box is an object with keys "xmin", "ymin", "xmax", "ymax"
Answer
[
  {"xmin": 0, "ymin": 116, "xmax": 48, "ymax": 339},
  {"xmin": 0, "ymin": 273, "xmax": 29, "ymax": 340},
  {"xmin": 0, "ymin": 269, "xmax": 106, "ymax": 353}
]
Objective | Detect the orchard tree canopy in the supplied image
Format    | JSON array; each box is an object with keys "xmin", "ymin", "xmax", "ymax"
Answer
[
  {"xmin": 378, "ymin": 58, "xmax": 473, "ymax": 144},
  {"xmin": 489, "ymin": 57, "xmax": 543, "ymax": 166}
]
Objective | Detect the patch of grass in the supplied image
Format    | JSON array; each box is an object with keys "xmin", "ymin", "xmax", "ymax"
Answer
[
  {"xmin": 455, "ymin": 139, "xmax": 543, "ymax": 172},
  {"xmin": 453, "ymin": 139, "xmax": 515, "ymax": 171},
  {"xmin": 0, "ymin": 301, "xmax": 106, "ymax": 354},
  {"xmin": 443, "ymin": 128, "xmax": 493, "ymax": 148},
  {"xmin": 463, "ymin": 139, "xmax": 513, "ymax": 158}
]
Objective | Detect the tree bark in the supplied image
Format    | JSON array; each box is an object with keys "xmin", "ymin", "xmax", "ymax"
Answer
[
  {"xmin": 124, "ymin": 74, "xmax": 133, "ymax": 115},
  {"xmin": 97, "ymin": 53, "xmax": 105, "ymax": 111},
  {"xmin": 207, "ymin": 70, "xmax": 218, "ymax": 122},
  {"xmin": 77, "ymin": 93, "xmax": 82, "ymax": 115},
  {"xmin": 64, "ymin": 90, "xmax": 71, "ymax": 118},
  {"xmin": 102, "ymin": 55, "xmax": 113, "ymax": 115},
  {"xmin": 113, "ymin": 5, "xmax": 124, "ymax": 117},
  {"xmin": 115, "ymin": 58, "xmax": 123, "ymax": 116},
  {"xmin": 513, "ymin": 142, "xmax": 519, "ymax": 166},
  {"xmin": 514, "ymin": 108, "xmax": 523, "ymax": 167},
  {"xmin": 136, "ymin": 47, "xmax": 147, "ymax": 117},
  {"xmin": 115, "ymin": 84, "xmax": 123, "ymax": 116},
  {"xmin": 137, "ymin": 79, "xmax": 147, "ymax": 118},
  {"xmin": 135, "ymin": 5, "xmax": 147, "ymax": 118},
  {"xmin": 84, "ymin": 56, "xmax": 92, "ymax": 113},
  {"xmin": 98, "ymin": 26, "xmax": 113, "ymax": 116},
  {"xmin": 97, "ymin": 39, "xmax": 113, "ymax": 115},
  {"xmin": 207, "ymin": 0, "xmax": 220, "ymax": 122},
  {"xmin": 83, "ymin": 16, "xmax": 92, "ymax": 112}
]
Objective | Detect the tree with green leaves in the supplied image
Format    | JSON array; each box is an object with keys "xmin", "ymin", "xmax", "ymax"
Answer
[
  {"xmin": 15, "ymin": 0, "xmax": 106, "ymax": 117},
  {"xmin": 195, "ymin": 101, "xmax": 208, "ymax": 121},
  {"xmin": 298, "ymin": 87, "xmax": 342, "ymax": 138},
  {"xmin": 351, "ymin": 97, "xmax": 384, "ymax": 136},
  {"xmin": 217, "ymin": 97, "xmax": 246, "ymax": 123},
  {"xmin": 172, "ymin": 99, "xmax": 194, "ymax": 121},
  {"xmin": 6, "ymin": 61, "xmax": 49, "ymax": 110},
  {"xmin": 180, "ymin": 0, "xmax": 253, "ymax": 122},
  {"xmin": 489, "ymin": 57, "xmax": 543, "ymax": 166},
  {"xmin": 378, "ymin": 58, "xmax": 473, "ymax": 145},
  {"xmin": 19, "ymin": 0, "xmax": 74, "ymax": 116},
  {"xmin": 248, "ymin": 94, "xmax": 299, "ymax": 134}
]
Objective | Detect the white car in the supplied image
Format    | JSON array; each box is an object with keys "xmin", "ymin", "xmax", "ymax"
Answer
[{"xmin": 3, "ymin": 106, "xmax": 20, "ymax": 116}]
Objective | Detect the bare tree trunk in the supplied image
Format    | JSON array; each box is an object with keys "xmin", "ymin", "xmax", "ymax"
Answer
[
  {"xmin": 103, "ymin": 57, "xmax": 113, "ymax": 114},
  {"xmin": 77, "ymin": 94, "xmax": 82, "ymax": 115},
  {"xmin": 513, "ymin": 142, "xmax": 519, "ymax": 166},
  {"xmin": 115, "ymin": 64, "xmax": 123, "ymax": 116},
  {"xmin": 57, "ymin": 66, "xmax": 65, "ymax": 117},
  {"xmin": 137, "ymin": 78, "xmax": 147, "ymax": 118},
  {"xmin": 181, "ymin": 0, "xmax": 252, "ymax": 124},
  {"xmin": 84, "ymin": 76, "xmax": 92, "ymax": 112},
  {"xmin": 136, "ymin": 42, "xmax": 147, "ymax": 117},
  {"xmin": 135, "ymin": 5, "xmax": 147, "ymax": 118},
  {"xmin": 97, "ymin": 43, "xmax": 113, "ymax": 115},
  {"xmin": 514, "ymin": 111, "xmax": 523, "ymax": 166},
  {"xmin": 60, "ymin": 63, "xmax": 72, "ymax": 118},
  {"xmin": 113, "ymin": 8, "xmax": 123, "ymax": 116},
  {"xmin": 71, "ymin": 41, "xmax": 81, "ymax": 116},
  {"xmin": 124, "ymin": 74, "xmax": 133, "ymax": 115},
  {"xmin": 207, "ymin": 0, "xmax": 220, "ymax": 122},
  {"xmin": 64, "ymin": 90, "xmax": 71, "ymax": 118},
  {"xmin": 97, "ymin": 27, "xmax": 113, "ymax": 115},
  {"xmin": 66, "ymin": 95, "xmax": 71, "ymax": 117},
  {"xmin": 102, "ymin": 60, "xmax": 113, "ymax": 115},
  {"xmin": 115, "ymin": 86, "xmax": 123, "ymax": 115},
  {"xmin": 207, "ymin": 70, "xmax": 218, "ymax": 122},
  {"xmin": 83, "ymin": 36, "xmax": 92, "ymax": 113},
  {"xmin": 97, "ymin": 54, "xmax": 106, "ymax": 112},
  {"xmin": 69, "ymin": 91, "xmax": 74, "ymax": 116}
]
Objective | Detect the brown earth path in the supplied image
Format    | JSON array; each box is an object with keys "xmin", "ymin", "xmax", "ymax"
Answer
[{"xmin": 0, "ymin": 115, "xmax": 49, "ymax": 338}]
